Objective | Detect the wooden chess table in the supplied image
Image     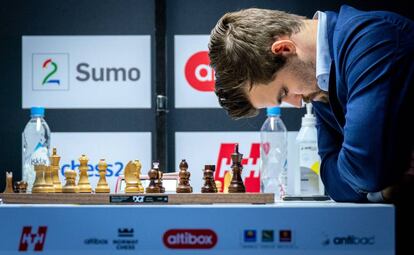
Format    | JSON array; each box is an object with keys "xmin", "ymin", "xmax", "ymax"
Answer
[{"xmin": 0, "ymin": 192, "xmax": 274, "ymax": 205}]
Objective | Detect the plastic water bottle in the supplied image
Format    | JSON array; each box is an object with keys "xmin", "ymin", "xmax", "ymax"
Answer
[
  {"xmin": 259, "ymin": 107, "xmax": 288, "ymax": 200},
  {"xmin": 22, "ymin": 107, "xmax": 51, "ymax": 193},
  {"xmin": 296, "ymin": 103, "xmax": 324, "ymax": 195}
]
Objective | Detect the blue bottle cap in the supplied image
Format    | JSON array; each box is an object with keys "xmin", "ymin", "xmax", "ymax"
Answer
[
  {"xmin": 30, "ymin": 107, "xmax": 45, "ymax": 117},
  {"xmin": 266, "ymin": 106, "xmax": 280, "ymax": 116}
]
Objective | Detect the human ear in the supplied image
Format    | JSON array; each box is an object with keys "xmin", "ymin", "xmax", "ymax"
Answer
[{"xmin": 271, "ymin": 40, "xmax": 296, "ymax": 57}]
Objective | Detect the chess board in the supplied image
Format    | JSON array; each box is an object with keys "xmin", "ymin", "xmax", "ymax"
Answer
[
  {"xmin": 2, "ymin": 146, "xmax": 274, "ymax": 205},
  {"xmin": 0, "ymin": 193, "xmax": 274, "ymax": 205}
]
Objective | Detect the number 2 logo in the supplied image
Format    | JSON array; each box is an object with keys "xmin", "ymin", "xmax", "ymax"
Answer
[{"xmin": 42, "ymin": 58, "xmax": 60, "ymax": 85}]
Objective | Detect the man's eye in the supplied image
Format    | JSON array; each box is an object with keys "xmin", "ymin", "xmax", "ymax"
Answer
[
  {"xmin": 277, "ymin": 88, "xmax": 288, "ymax": 104},
  {"xmin": 281, "ymin": 88, "xmax": 288, "ymax": 98}
]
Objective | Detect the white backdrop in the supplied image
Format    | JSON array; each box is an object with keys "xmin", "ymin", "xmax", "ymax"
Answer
[
  {"xmin": 174, "ymin": 35, "xmax": 219, "ymax": 108},
  {"xmin": 51, "ymin": 132, "xmax": 151, "ymax": 192},
  {"xmin": 22, "ymin": 36, "xmax": 151, "ymax": 108}
]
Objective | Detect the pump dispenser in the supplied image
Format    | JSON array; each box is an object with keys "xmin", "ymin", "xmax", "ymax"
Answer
[
  {"xmin": 296, "ymin": 103, "xmax": 324, "ymax": 196},
  {"xmin": 302, "ymin": 103, "xmax": 316, "ymax": 126}
]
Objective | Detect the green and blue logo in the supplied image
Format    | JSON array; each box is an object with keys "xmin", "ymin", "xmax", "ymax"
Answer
[{"xmin": 42, "ymin": 58, "xmax": 60, "ymax": 85}]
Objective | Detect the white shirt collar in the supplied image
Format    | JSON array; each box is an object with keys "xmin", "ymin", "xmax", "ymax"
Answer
[{"xmin": 313, "ymin": 11, "xmax": 331, "ymax": 92}]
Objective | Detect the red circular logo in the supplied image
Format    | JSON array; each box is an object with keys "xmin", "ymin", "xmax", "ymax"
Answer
[
  {"xmin": 163, "ymin": 229, "xmax": 218, "ymax": 249},
  {"xmin": 185, "ymin": 51, "xmax": 215, "ymax": 92}
]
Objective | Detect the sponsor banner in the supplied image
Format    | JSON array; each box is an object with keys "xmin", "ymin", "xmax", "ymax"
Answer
[
  {"xmin": 175, "ymin": 132, "xmax": 299, "ymax": 194},
  {"xmin": 321, "ymin": 234, "xmax": 376, "ymax": 246},
  {"xmin": 163, "ymin": 229, "xmax": 217, "ymax": 249},
  {"xmin": 51, "ymin": 132, "xmax": 151, "ymax": 192},
  {"xmin": 22, "ymin": 36, "xmax": 151, "ymax": 108},
  {"xmin": 174, "ymin": 35, "xmax": 219, "ymax": 108},
  {"xmin": 18, "ymin": 226, "xmax": 47, "ymax": 252},
  {"xmin": 0, "ymin": 204, "xmax": 394, "ymax": 254}
]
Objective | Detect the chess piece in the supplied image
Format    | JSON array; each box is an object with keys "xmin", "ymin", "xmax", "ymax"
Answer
[
  {"xmin": 228, "ymin": 144, "xmax": 246, "ymax": 193},
  {"xmin": 201, "ymin": 165, "xmax": 218, "ymax": 193},
  {"xmin": 32, "ymin": 164, "xmax": 48, "ymax": 193},
  {"xmin": 176, "ymin": 159, "xmax": 193, "ymax": 193},
  {"xmin": 153, "ymin": 161, "xmax": 165, "ymax": 193},
  {"xmin": 146, "ymin": 162, "xmax": 161, "ymax": 193},
  {"xmin": 223, "ymin": 171, "xmax": 232, "ymax": 193},
  {"xmin": 158, "ymin": 170, "xmax": 165, "ymax": 193},
  {"xmin": 215, "ymin": 180, "xmax": 222, "ymax": 193},
  {"xmin": 134, "ymin": 160, "xmax": 144, "ymax": 192},
  {"xmin": 62, "ymin": 168, "xmax": 79, "ymax": 193},
  {"xmin": 50, "ymin": 148, "xmax": 62, "ymax": 192},
  {"xmin": 124, "ymin": 160, "xmax": 144, "ymax": 193},
  {"xmin": 3, "ymin": 172, "xmax": 14, "ymax": 193},
  {"xmin": 77, "ymin": 154, "xmax": 92, "ymax": 193},
  {"xmin": 14, "ymin": 181, "xmax": 28, "ymax": 193},
  {"xmin": 95, "ymin": 159, "xmax": 110, "ymax": 193},
  {"xmin": 44, "ymin": 166, "xmax": 55, "ymax": 193}
]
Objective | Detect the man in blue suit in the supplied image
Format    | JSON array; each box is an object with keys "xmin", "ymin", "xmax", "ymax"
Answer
[{"xmin": 209, "ymin": 5, "xmax": 413, "ymax": 253}]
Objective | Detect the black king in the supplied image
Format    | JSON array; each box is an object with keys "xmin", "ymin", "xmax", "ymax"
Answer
[{"xmin": 228, "ymin": 144, "xmax": 246, "ymax": 193}]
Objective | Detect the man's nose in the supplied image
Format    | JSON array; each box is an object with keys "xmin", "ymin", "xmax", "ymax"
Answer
[{"xmin": 282, "ymin": 94, "xmax": 302, "ymax": 108}]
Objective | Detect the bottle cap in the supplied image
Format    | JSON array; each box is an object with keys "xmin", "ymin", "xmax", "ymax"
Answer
[
  {"xmin": 302, "ymin": 103, "xmax": 316, "ymax": 126},
  {"xmin": 30, "ymin": 107, "xmax": 45, "ymax": 117},
  {"xmin": 266, "ymin": 106, "xmax": 281, "ymax": 116}
]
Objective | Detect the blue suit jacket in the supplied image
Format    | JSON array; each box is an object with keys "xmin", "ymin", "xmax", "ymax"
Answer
[{"xmin": 312, "ymin": 5, "xmax": 414, "ymax": 202}]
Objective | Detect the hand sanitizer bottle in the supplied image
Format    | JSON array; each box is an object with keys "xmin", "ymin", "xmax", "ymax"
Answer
[{"xmin": 296, "ymin": 103, "xmax": 324, "ymax": 196}]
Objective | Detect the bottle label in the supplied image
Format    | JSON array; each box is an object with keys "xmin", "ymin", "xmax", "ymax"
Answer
[
  {"xmin": 299, "ymin": 144, "xmax": 323, "ymax": 195},
  {"xmin": 30, "ymin": 142, "xmax": 49, "ymax": 165}
]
